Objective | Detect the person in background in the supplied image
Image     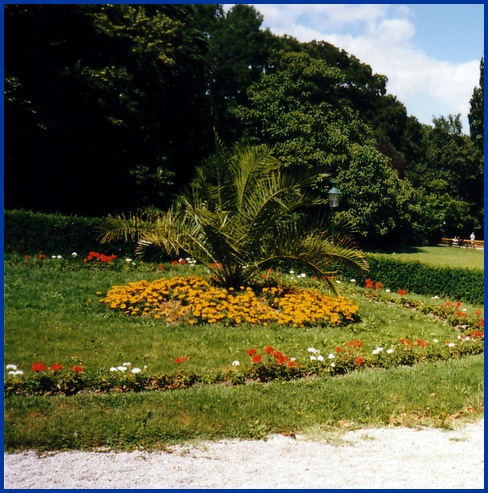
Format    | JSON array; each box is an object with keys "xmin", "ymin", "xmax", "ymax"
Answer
[{"xmin": 470, "ymin": 232, "xmax": 476, "ymax": 249}]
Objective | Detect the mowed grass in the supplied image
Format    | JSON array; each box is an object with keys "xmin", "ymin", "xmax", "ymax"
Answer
[
  {"xmin": 369, "ymin": 246, "xmax": 484, "ymax": 270},
  {"xmin": 4, "ymin": 249, "xmax": 484, "ymax": 451}
]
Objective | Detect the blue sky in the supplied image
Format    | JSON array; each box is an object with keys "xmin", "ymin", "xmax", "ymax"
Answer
[{"xmin": 227, "ymin": 4, "xmax": 484, "ymax": 133}]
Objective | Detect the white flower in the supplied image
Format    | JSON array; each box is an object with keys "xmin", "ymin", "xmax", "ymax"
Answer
[
  {"xmin": 433, "ymin": 295, "xmax": 440, "ymax": 299},
  {"xmin": 232, "ymin": 360, "xmax": 240, "ymax": 366},
  {"xmin": 310, "ymin": 356, "xmax": 317, "ymax": 361},
  {"xmin": 71, "ymin": 252, "xmax": 78, "ymax": 257},
  {"xmin": 289, "ymin": 270, "xmax": 295, "ymax": 274},
  {"xmin": 330, "ymin": 362, "xmax": 336, "ymax": 367},
  {"xmin": 117, "ymin": 366, "xmax": 128, "ymax": 372},
  {"xmin": 385, "ymin": 289, "xmax": 391, "ymax": 293},
  {"xmin": 447, "ymin": 343, "xmax": 455, "ymax": 348},
  {"xmin": 52, "ymin": 255, "xmax": 56, "ymax": 259},
  {"xmin": 350, "ymin": 279, "xmax": 356, "ymax": 283},
  {"xmin": 433, "ymin": 339, "xmax": 439, "ymax": 343},
  {"xmin": 9, "ymin": 370, "xmax": 23, "ymax": 376},
  {"xmin": 372, "ymin": 347, "xmax": 383, "ymax": 355},
  {"xmin": 307, "ymin": 347, "xmax": 317, "ymax": 354},
  {"xmin": 387, "ymin": 349, "xmax": 394, "ymax": 354},
  {"xmin": 335, "ymin": 280, "xmax": 341, "ymax": 284},
  {"xmin": 56, "ymin": 255, "xmax": 63, "ymax": 259},
  {"xmin": 131, "ymin": 368, "xmax": 141, "ymax": 374},
  {"xmin": 110, "ymin": 367, "xmax": 118, "ymax": 372},
  {"xmin": 290, "ymin": 358, "xmax": 296, "ymax": 362},
  {"xmin": 462, "ymin": 308, "xmax": 467, "ymax": 312},
  {"xmin": 317, "ymin": 355, "xmax": 324, "ymax": 362},
  {"xmin": 123, "ymin": 362, "xmax": 132, "ymax": 367},
  {"xmin": 328, "ymin": 353, "xmax": 335, "ymax": 359},
  {"xmin": 6, "ymin": 364, "xmax": 17, "ymax": 370},
  {"xmin": 125, "ymin": 258, "xmax": 132, "ymax": 262},
  {"xmin": 299, "ymin": 273, "xmax": 306, "ymax": 278}
]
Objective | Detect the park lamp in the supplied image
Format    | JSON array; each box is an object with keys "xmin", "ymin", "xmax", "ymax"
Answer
[{"xmin": 328, "ymin": 179, "xmax": 342, "ymax": 208}]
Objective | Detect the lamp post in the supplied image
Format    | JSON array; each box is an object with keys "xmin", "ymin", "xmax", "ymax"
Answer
[
  {"xmin": 327, "ymin": 179, "xmax": 342, "ymax": 208},
  {"xmin": 327, "ymin": 179, "xmax": 342, "ymax": 243}
]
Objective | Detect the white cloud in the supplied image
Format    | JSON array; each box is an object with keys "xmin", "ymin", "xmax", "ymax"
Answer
[{"xmin": 236, "ymin": 4, "xmax": 481, "ymax": 130}]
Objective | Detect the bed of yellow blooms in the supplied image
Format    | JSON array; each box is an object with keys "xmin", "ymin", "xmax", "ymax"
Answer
[{"xmin": 99, "ymin": 276, "xmax": 359, "ymax": 327}]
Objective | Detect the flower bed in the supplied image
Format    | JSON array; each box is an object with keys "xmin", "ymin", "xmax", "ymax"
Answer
[
  {"xmin": 4, "ymin": 333, "xmax": 484, "ymax": 396},
  {"xmin": 99, "ymin": 276, "xmax": 360, "ymax": 327}
]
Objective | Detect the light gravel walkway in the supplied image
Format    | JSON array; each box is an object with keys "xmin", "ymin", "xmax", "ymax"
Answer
[{"xmin": 4, "ymin": 419, "xmax": 484, "ymax": 489}]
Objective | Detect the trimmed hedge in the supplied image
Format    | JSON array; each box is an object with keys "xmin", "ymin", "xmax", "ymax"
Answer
[
  {"xmin": 4, "ymin": 209, "xmax": 135, "ymax": 257},
  {"xmin": 340, "ymin": 254, "xmax": 484, "ymax": 305}
]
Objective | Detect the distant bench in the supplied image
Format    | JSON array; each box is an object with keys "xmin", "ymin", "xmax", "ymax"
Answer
[{"xmin": 439, "ymin": 237, "xmax": 484, "ymax": 249}]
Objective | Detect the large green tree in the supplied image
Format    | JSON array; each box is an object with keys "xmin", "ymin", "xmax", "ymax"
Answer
[{"xmin": 5, "ymin": 4, "xmax": 212, "ymax": 214}]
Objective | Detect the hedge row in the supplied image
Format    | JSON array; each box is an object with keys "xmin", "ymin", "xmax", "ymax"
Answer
[
  {"xmin": 4, "ymin": 209, "xmax": 135, "ymax": 257},
  {"xmin": 340, "ymin": 255, "xmax": 484, "ymax": 305}
]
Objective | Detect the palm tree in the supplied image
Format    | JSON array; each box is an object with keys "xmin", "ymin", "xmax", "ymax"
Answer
[{"xmin": 99, "ymin": 144, "xmax": 368, "ymax": 292}]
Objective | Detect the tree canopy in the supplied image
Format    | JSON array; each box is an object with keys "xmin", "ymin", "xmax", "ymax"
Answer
[{"xmin": 5, "ymin": 4, "xmax": 484, "ymax": 244}]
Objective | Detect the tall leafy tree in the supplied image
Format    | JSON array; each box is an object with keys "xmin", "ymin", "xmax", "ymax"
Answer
[
  {"xmin": 4, "ymin": 4, "xmax": 212, "ymax": 215},
  {"xmin": 468, "ymin": 57, "xmax": 484, "ymax": 156}
]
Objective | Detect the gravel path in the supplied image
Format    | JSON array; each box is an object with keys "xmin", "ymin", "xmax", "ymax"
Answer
[{"xmin": 4, "ymin": 419, "xmax": 484, "ymax": 489}]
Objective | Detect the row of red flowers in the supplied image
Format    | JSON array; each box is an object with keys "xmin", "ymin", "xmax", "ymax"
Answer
[{"xmin": 31, "ymin": 362, "xmax": 83, "ymax": 373}]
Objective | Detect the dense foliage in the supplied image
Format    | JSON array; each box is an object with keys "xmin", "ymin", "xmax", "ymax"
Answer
[
  {"xmin": 5, "ymin": 4, "xmax": 484, "ymax": 245},
  {"xmin": 98, "ymin": 144, "xmax": 368, "ymax": 290}
]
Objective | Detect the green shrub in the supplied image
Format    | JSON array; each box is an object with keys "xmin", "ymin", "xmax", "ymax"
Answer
[
  {"xmin": 4, "ymin": 209, "xmax": 136, "ymax": 257},
  {"xmin": 340, "ymin": 254, "xmax": 483, "ymax": 305}
]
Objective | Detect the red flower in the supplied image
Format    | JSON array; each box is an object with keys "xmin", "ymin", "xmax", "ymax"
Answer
[
  {"xmin": 264, "ymin": 346, "xmax": 274, "ymax": 354},
  {"xmin": 252, "ymin": 354, "xmax": 262, "ymax": 363},
  {"xmin": 38, "ymin": 254, "xmax": 46, "ymax": 259},
  {"xmin": 355, "ymin": 357, "xmax": 364, "ymax": 365},
  {"xmin": 24, "ymin": 255, "xmax": 30, "ymax": 260},
  {"xmin": 475, "ymin": 310, "xmax": 482, "ymax": 317},
  {"xmin": 345, "ymin": 339, "xmax": 362, "ymax": 348},
  {"xmin": 71, "ymin": 365, "xmax": 83, "ymax": 373},
  {"xmin": 416, "ymin": 339, "xmax": 429, "ymax": 347},
  {"xmin": 246, "ymin": 348, "xmax": 257, "ymax": 356},
  {"xmin": 273, "ymin": 351, "xmax": 288, "ymax": 364},
  {"xmin": 336, "ymin": 347, "xmax": 343, "ymax": 353},
  {"xmin": 179, "ymin": 258, "xmax": 187, "ymax": 265},
  {"xmin": 398, "ymin": 289, "xmax": 407, "ymax": 296},
  {"xmin": 365, "ymin": 279, "xmax": 374, "ymax": 289},
  {"xmin": 159, "ymin": 264, "xmax": 164, "ymax": 269},
  {"xmin": 31, "ymin": 362, "xmax": 47, "ymax": 372},
  {"xmin": 175, "ymin": 356, "xmax": 188, "ymax": 364},
  {"xmin": 471, "ymin": 330, "xmax": 484, "ymax": 338},
  {"xmin": 375, "ymin": 282, "xmax": 383, "ymax": 291},
  {"xmin": 477, "ymin": 319, "xmax": 484, "ymax": 328},
  {"xmin": 171, "ymin": 260, "xmax": 179, "ymax": 265},
  {"xmin": 49, "ymin": 363, "xmax": 63, "ymax": 372},
  {"xmin": 287, "ymin": 360, "xmax": 296, "ymax": 368}
]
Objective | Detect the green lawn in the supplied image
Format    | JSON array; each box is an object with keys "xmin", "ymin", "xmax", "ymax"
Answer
[
  {"xmin": 4, "ymin": 250, "xmax": 484, "ymax": 451},
  {"xmin": 368, "ymin": 246, "xmax": 484, "ymax": 270}
]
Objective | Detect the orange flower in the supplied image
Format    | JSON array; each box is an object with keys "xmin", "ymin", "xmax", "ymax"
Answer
[
  {"xmin": 49, "ymin": 363, "xmax": 63, "ymax": 372},
  {"xmin": 355, "ymin": 357, "xmax": 364, "ymax": 365},
  {"xmin": 264, "ymin": 346, "xmax": 274, "ymax": 354},
  {"xmin": 71, "ymin": 365, "xmax": 83, "ymax": 373},
  {"xmin": 252, "ymin": 354, "xmax": 262, "ymax": 363},
  {"xmin": 175, "ymin": 356, "xmax": 188, "ymax": 364}
]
